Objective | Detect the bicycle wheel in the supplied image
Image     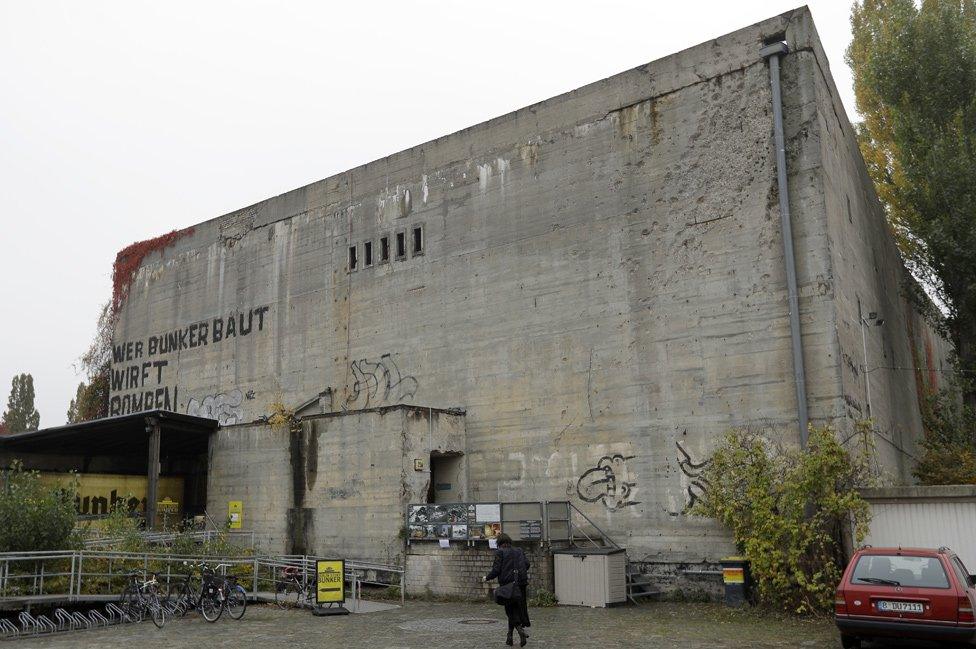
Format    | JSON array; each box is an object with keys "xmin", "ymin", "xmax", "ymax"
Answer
[
  {"xmin": 200, "ymin": 592, "xmax": 224, "ymax": 622},
  {"xmin": 226, "ymin": 584, "xmax": 247, "ymax": 620},
  {"xmin": 149, "ymin": 594, "xmax": 166, "ymax": 629},
  {"xmin": 120, "ymin": 585, "xmax": 144, "ymax": 622},
  {"xmin": 171, "ymin": 582, "xmax": 192, "ymax": 617},
  {"xmin": 275, "ymin": 579, "xmax": 299, "ymax": 609}
]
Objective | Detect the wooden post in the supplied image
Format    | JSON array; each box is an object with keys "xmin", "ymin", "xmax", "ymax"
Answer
[{"xmin": 146, "ymin": 417, "xmax": 161, "ymax": 530}]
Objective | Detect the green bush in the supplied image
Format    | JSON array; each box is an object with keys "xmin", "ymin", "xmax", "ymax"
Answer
[
  {"xmin": 527, "ymin": 589, "xmax": 558, "ymax": 607},
  {"xmin": 914, "ymin": 380, "xmax": 976, "ymax": 485},
  {"xmin": 690, "ymin": 426, "xmax": 871, "ymax": 614},
  {"xmin": 0, "ymin": 461, "xmax": 79, "ymax": 551}
]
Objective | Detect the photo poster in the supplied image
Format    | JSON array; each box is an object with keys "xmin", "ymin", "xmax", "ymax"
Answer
[
  {"xmin": 430, "ymin": 505, "xmax": 449, "ymax": 523},
  {"xmin": 451, "ymin": 524, "xmax": 467, "ymax": 540},
  {"xmin": 408, "ymin": 504, "xmax": 432, "ymax": 524},
  {"xmin": 409, "ymin": 524, "xmax": 437, "ymax": 540},
  {"xmin": 446, "ymin": 504, "xmax": 467, "ymax": 524}
]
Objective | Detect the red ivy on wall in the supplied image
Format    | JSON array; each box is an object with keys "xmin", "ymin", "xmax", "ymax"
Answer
[{"xmin": 111, "ymin": 227, "xmax": 194, "ymax": 316}]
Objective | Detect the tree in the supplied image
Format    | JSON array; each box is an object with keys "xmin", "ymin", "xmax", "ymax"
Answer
[
  {"xmin": 0, "ymin": 461, "xmax": 78, "ymax": 552},
  {"xmin": 2, "ymin": 373, "xmax": 40, "ymax": 433},
  {"xmin": 848, "ymin": 0, "xmax": 976, "ymax": 403},
  {"xmin": 69, "ymin": 301, "xmax": 113, "ymax": 423},
  {"xmin": 914, "ymin": 377, "xmax": 976, "ymax": 483}
]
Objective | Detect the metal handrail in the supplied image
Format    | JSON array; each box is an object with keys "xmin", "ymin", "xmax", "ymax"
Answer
[
  {"xmin": 0, "ymin": 550, "xmax": 406, "ymax": 608},
  {"xmin": 566, "ymin": 502, "xmax": 621, "ymax": 549}
]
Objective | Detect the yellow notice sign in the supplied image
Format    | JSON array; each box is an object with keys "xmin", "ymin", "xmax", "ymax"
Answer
[
  {"xmin": 316, "ymin": 560, "xmax": 345, "ymax": 605},
  {"xmin": 228, "ymin": 501, "xmax": 243, "ymax": 529},
  {"xmin": 722, "ymin": 567, "xmax": 745, "ymax": 585}
]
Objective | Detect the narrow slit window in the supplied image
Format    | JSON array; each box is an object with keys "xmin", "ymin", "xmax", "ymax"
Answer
[
  {"xmin": 380, "ymin": 236, "xmax": 390, "ymax": 263},
  {"xmin": 348, "ymin": 245, "xmax": 358, "ymax": 271},
  {"xmin": 412, "ymin": 225, "xmax": 424, "ymax": 256},
  {"xmin": 396, "ymin": 231, "xmax": 406, "ymax": 260},
  {"xmin": 364, "ymin": 241, "xmax": 373, "ymax": 267}
]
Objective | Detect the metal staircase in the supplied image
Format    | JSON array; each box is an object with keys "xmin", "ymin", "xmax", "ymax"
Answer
[{"xmin": 564, "ymin": 503, "xmax": 660, "ymax": 604}]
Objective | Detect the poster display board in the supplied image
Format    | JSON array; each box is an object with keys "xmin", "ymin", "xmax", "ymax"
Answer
[
  {"xmin": 407, "ymin": 502, "xmax": 505, "ymax": 542},
  {"xmin": 316, "ymin": 559, "xmax": 346, "ymax": 605}
]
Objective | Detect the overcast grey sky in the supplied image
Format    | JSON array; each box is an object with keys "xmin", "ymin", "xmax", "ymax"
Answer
[{"xmin": 0, "ymin": 1, "xmax": 859, "ymax": 427}]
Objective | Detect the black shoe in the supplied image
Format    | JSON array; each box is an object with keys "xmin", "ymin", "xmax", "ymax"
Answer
[
  {"xmin": 506, "ymin": 632, "xmax": 513, "ymax": 646},
  {"xmin": 516, "ymin": 626, "xmax": 527, "ymax": 646}
]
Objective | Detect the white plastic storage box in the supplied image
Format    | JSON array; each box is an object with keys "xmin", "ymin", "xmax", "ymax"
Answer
[{"xmin": 553, "ymin": 547, "xmax": 626, "ymax": 607}]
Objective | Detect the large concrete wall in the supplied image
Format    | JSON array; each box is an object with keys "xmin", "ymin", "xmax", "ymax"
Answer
[
  {"xmin": 112, "ymin": 7, "xmax": 947, "ymax": 564},
  {"xmin": 207, "ymin": 406, "xmax": 465, "ymax": 562}
]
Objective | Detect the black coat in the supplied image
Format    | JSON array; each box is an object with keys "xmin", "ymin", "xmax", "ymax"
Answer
[{"xmin": 486, "ymin": 546, "xmax": 529, "ymax": 586}]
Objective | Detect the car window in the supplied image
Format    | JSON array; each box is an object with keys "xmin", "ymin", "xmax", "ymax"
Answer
[
  {"xmin": 952, "ymin": 557, "xmax": 973, "ymax": 587},
  {"xmin": 851, "ymin": 555, "xmax": 950, "ymax": 589}
]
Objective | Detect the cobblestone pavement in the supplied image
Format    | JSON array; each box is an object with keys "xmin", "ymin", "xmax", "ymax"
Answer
[{"xmin": 14, "ymin": 601, "xmax": 850, "ymax": 648}]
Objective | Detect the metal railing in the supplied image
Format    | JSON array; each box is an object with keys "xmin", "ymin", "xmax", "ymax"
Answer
[
  {"xmin": 0, "ymin": 550, "xmax": 404, "ymax": 611},
  {"xmin": 83, "ymin": 530, "xmax": 255, "ymax": 549}
]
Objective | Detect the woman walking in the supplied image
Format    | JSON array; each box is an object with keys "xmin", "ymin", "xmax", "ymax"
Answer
[{"xmin": 483, "ymin": 533, "xmax": 531, "ymax": 646}]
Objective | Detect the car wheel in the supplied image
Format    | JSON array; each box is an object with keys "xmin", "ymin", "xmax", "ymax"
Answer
[{"xmin": 840, "ymin": 634, "xmax": 861, "ymax": 649}]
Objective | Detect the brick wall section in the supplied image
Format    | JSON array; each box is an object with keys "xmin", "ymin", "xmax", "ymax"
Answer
[{"xmin": 405, "ymin": 542, "xmax": 553, "ymax": 599}]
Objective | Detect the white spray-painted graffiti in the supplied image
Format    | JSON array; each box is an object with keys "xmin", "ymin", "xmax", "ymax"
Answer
[
  {"xmin": 345, "ymin": 353, "xmax": 418, "ymax": 409},
  {"xmin": 575, "ymin": 454, "xmax": 641, "ymax": 511},
  {"xmin": 186, "ymin": 389, "xmax": 246, "ymax": 425}
]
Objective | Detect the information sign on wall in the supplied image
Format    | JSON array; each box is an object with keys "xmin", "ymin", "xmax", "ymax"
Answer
[
  {"xmin": 316, "ymin": 560, "xmax": 345, "ymax": 604},
  {"xmin": 228, "ymin": 500, "xmax": 243, "ymax": 529}
]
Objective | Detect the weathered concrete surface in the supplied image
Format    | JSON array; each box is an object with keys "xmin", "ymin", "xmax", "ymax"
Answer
[
  {"xmin": 111, "ymin": 6, "xmax": 948, "ymax": 568},
  {"xmin": 405, "ymin": 542, "xmax": 553, "ymax": 599},
  {"xmin": 207, "ymin": 405, "xmax": 464, "ymax": 561}
]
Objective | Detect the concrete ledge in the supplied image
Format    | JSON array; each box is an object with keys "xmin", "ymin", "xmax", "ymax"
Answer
[{"xmin": 860, "ymin": 485, "xmax": 976, "ymax": 502}]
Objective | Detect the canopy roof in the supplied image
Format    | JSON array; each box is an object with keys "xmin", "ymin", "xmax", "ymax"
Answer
[{"xmin": 0, "ymin": 410, "xmax": 217, "ymax": 457}]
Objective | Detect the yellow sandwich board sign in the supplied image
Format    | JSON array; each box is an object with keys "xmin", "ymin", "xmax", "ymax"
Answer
[{"xmin": 316, "ymin": 560, "xmax": 345, "ymax": 605}]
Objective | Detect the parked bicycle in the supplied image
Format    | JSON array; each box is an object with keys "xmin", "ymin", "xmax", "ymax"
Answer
[
  {"xmin": 120, "ymin": 571, "xmax": 166, "ymax": 628},
  {"xmin": 166, "ymin": 561, "xmax": 246, "ymax": 622},
  {"xmin": 275, "ymin": 565, "xmax": 316, "ymax": 609}
]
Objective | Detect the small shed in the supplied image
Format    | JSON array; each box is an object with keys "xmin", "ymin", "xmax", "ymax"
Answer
[{"xmin": 553, "ymin": 547, "xmax": 626, "ymax": 607}]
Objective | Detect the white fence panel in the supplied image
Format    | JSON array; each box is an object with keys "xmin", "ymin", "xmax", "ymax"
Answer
[{"xmin": 861, "ymin": 486, "xmax": 976, "ymax": 571}]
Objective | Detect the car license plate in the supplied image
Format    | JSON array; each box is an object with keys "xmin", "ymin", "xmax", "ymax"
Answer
[{"xmin": 878, "ymin": 600, "xmax": 923, "ymax": 613}]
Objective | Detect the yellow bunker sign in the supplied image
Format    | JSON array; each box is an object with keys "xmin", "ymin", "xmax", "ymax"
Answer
[{"xmin": 316, "ymin": 560, "xmax": 345, "ymax": 605}]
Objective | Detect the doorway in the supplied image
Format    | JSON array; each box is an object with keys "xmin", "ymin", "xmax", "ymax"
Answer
[{"xmin": 427, "ymin": 453, "xmax": 465, "ymax": 503}]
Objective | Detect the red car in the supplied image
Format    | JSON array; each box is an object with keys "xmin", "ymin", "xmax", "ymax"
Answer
[{"xmin": 836, "ymin": 546, "xmax": 976, "ymax": 647}]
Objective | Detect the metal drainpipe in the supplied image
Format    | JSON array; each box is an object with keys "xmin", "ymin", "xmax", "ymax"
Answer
[{"xmin": 760, "ymin": 41, "xmax": 809, "ymax": 448}]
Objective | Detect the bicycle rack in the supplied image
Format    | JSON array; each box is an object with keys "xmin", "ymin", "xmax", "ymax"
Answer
[
  {"xmin": 105, "ymin": 601, "xmax": 128, "ymax": 624},
  {"xmin": 105, "ymin": 602, "xmax": 122, "ymax": 623},
  {"xmin": 55, "ymin": 608, "xmax": 75, "ymax": 631},
  {"xmin": 35, "ymin": 615, "xmax": 56, "ymax": 633},
  {"xmin": 71, "ymin": 611, "xmax": 92, "ymax": 630},
  {"xmin": 89, "ymin": 609, "xmax": 109, "ymax": 627},
  {"xmin": 17, "ymin": 611, "xmax": 38, "ymax": 635},
  {"xmin": 0, "ymin": 618, "xmax": 19, "ymax": 639}
]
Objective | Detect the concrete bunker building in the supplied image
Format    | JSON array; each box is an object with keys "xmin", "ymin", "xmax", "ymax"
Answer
[{"xmin": 55, "ymin": 8, "xmax": 955, "ymax": 589}]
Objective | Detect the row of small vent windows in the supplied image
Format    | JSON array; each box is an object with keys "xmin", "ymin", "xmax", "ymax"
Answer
[{"xmin": 349, "ymin": 225, "xmax": 423, "ymax": 272}]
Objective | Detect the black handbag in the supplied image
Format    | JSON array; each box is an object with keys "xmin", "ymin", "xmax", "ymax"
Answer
[
  {"xmin": 494, "ymin": 580, "xmax": 516, "ymax": 604},
  {"xmin": 494, "ymin": 569, "xmax": 521, "ymax": 605}
]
